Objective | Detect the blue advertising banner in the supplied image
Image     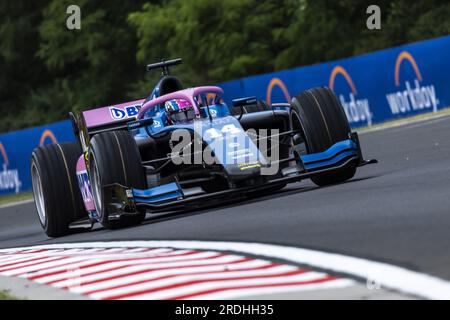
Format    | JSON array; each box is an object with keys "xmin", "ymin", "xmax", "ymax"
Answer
[
  {"xmin": 219, "ymin": 35, "xmax": 450, "ymax": 128},
  {"xmin": 0, "ymin": 120, "xmax": 75, "ymax": 196},
  {"xmin": 1, "ymin": 35, "xmax": 449, "ymax": 195}
]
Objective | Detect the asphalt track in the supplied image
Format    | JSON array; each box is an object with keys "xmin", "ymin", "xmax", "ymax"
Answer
[{"xmin": 1, "ymin": 114, "xmax": 450, "ymax": 283}]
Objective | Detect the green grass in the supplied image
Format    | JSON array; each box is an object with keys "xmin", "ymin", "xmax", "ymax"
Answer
[
  {"xmin": 0, "ymin": 192, "xmax": 33, "ymax": 206},
  {"xmin": 0, "ymin": 290, "xmax": 19, "ymax": 300}
]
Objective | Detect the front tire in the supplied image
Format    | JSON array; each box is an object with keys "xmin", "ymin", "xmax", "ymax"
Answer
[
  {"xmin": 89, "ymin": 131, "xmax": 147, "ymax": 229},
  {"xmin": 291, "ymin": 87, "xmax": 356, "ymax": 186},
  {"xmin": 31, "ymin": 142, "xmax": 87, "ymax": 237}
]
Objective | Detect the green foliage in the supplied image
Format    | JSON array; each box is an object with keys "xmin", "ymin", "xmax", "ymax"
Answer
[
  {"xmin": 0, "ymin": 0, "xmax": 49, "ymax": 130},
  {"xmin": 0, "ymin": 290, "xmax": 19, "ymax": 300},
  {"xmin": 129, "ymin": 0, "xmax": 296, "ymax": 83},
  {"xmin": 0, "ymin": 0, "xmax": 449, "ymax": 132},
  {"xmin": 0, "ymin": 0, "xmax": 146, "ymax": 131},
  {"xmin": 0, "ymin": 192, "xmax": 32, "ymax": 206},
  {"xmin": 37, "ymin": 0, "xmax": 146, "ymax": 112}
]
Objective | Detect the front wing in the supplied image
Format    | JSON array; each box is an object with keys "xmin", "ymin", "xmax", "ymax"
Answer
[{"xmin": 103, "ymin": 132, "xmax": 377, "ymax": 218}]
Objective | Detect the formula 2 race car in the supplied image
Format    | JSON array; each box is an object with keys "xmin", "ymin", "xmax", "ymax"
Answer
[{"xmin": 31, "ymin": 58, "xmax": 377, "ymax": 237}]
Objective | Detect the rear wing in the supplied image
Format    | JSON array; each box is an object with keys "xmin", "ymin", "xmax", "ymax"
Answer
[
  {"xmin": 70, "ymin": 99, "xmax": 146, "ymax": 153},
  {"xmin": 80, "ymin": 99, "xmax": 145, "ymax": 136}
]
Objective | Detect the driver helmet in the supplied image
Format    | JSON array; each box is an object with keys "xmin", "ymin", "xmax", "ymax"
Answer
[{"xmin": 164, "ymin": 99, "xmax": 196, "ymax": 123}]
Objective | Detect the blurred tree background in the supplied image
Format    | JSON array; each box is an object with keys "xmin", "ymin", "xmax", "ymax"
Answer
[{"xmin": 0, "ymin": 0, "xmax": 449, "ymax": 132}]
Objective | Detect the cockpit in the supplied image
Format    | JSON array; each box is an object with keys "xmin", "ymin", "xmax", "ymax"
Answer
[{"xmin": 142, "ymin": 90, "xmax": 228, "ymax": 125}]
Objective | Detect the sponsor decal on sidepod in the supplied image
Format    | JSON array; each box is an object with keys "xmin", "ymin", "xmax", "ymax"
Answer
[{"xmin": 76, "ymin": 170, "xmax": 93, "ymax": 204}]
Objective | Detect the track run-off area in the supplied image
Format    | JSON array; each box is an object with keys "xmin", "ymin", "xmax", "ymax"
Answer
[{"xmin": 1, "ymin": 113, "xmax": 450, "ymax": 299}]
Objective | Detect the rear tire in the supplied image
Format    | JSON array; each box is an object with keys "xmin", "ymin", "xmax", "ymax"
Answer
[
  {"xmin": 291, "ymin": 87, "xmax": 356, "ymax": 186},
  {"xmin": 31, "ymin": 142, "xmax": 87, "ymax": 237},
  {"xmin": 89, "ymin": 131, "xmax": 147, "ymax": 229}
]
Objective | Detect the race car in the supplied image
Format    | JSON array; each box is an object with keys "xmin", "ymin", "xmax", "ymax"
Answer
[{"xmin": 30, "ymin": 58, "xmax": 377, "ymax": 237}]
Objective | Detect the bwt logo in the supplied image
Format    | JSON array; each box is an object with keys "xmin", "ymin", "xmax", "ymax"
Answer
[
  {"xmin": 329, "ymin": 66, "xmax": 373, "ymax": 126},
  {"xmin": 110, "ymin": 105, "xmax": 142, "ymax": 121},
  {"xmin": 386, "ymin": 51, "xmax": 439, "ymax": 115},
  {"xmin": 0, "ymin": 142, "xmax": 22, "ymax": 193}
]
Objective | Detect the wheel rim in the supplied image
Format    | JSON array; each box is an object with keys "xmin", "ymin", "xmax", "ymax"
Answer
[
  {"xmin": 90, "ymin": 152, "xmax": 103, "ymax": 217},
  {"xmin": 31, "ymin": 162, "xmax": 46, "ymax": 226}
]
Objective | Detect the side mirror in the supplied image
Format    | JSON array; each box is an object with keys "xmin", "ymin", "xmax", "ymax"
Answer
[
  {"xmin": 232, "ymin": 96, "xmax": 257, "ymax": 108},
  {"xmin": 127, "ymin": 117, "xmax": 154, "ymax": 131},
  {"xmin": 232, "ymin": 96, "xmax": 259, "ymax": 120}
]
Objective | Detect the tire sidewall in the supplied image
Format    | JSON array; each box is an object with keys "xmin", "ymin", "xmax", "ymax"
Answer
[
  {"xmin": 88, "ymin": 146, "xmax": 108, "ymax": 225},
  {"xmin": 88, "ymin": 131, "xmax": 146, "ymax": 229},
  {"xmin": 30, "ymin": 153, "xmax": 49, "ymax": 231},
  {"xmin": 30, "ymin": 142, "xmax": 85, "ymax": 237},
  {"xmin": 290, "ymin": 98, "xmax": 313, "ymax": 154}
]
